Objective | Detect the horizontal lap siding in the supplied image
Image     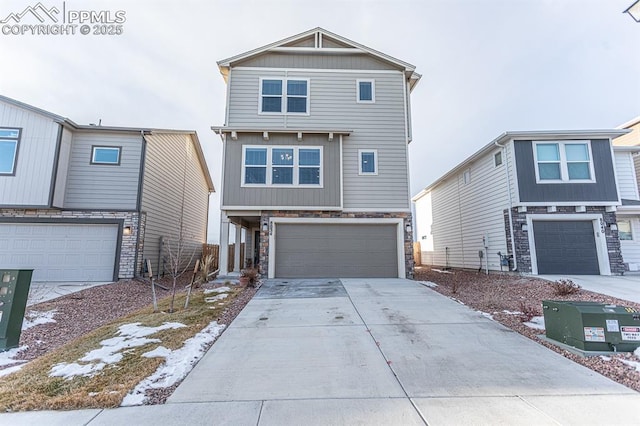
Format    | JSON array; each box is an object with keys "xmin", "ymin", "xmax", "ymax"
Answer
[
  {"xmin": 422, "ymin": 148, "xmax": 509, "ymax": 270},
  {"xmin": 222, "ymin": 134, "xmax": 340, "ymax": 207},
  {"xmin": 0, "ymin": 102, "xmax": 59, "ymax": 206},
  {"xmin": 615, "ymin": 151, "xmax": 638, "ymax": 200},
  {"xmin": 619, "ymin": 216, "xmax": 640, "ymax": 270},
  {"xmin": 64, "ymin": 131, "xmax": 141, "ymax": 210},
  {"xmin": 141, "ymin": 134, "xmax": 210, "ymax": 275},
  {"xmin": 228, "ymin": 68, "xmax": 409, "ymax": 210}
]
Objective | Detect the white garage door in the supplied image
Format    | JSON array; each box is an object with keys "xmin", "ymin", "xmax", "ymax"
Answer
[{"xmin": 0, "ymin": 223, "xmax": 118, "ymax": 282}]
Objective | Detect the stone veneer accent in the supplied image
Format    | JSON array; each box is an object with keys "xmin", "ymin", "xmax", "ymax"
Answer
[
  {"xmin": 258, "ymin": 210, "xmax": 414, "ymax": 279},
  {"xmin": 0, "ymin": 209, "xmax": 144, "ymax": 279},
  {"xmin": 503, "ymin": 206, "xmax": 624, "ymax": 275}
]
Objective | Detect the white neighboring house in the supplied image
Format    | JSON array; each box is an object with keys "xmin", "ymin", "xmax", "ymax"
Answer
[
  {"xmin": 413, "ymin": 129, "xmax": 640, "ymax": 276},
  {"xmin": 613, "ymin": 117, "xmax": 640, "ymax": 271}
]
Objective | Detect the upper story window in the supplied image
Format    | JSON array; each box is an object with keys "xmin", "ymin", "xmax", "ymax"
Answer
[
  {"xmin": 357, "ymin": 79, "xmax": 375, "ymax": 103},
  {"xmin": 494, "ymin": 151, "xmax": 503, "ymax": 167},
  {"xmin": 534, "ymin": 141, "xmax": 594, "ymax": 183},
  {"xmin": 259, "ymin": 78, "xmax": 309, "ymax": 114},
  {"xmin": 358, "ymin": 149, "xmax": 378, "ymax": 175},
  {"xmin": 242, "ymin": 145, "xmax": 322, "ymax": 187},
  {"xmin": 463, "ymin": 169, "xmax": 471, "ymax": 184},
  {"xmin": 91, "ymin": 146, "xmax": 121, "ymax": 165},
  {"xmin": 0, "ymin": 127, "xmax": 20, "ymax": 175}
]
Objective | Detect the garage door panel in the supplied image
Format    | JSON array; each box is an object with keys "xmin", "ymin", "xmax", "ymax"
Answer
[
  {"xmin": 0, "ymin": 223, "xmax": 118, "ymax": 282},
  {"xmin": 275, "ymin": 223, "xmax": 398, "ymax": 278},
  {"xmin": 533, "ymin": 220, "xmax": 599, "ymax": 275}
]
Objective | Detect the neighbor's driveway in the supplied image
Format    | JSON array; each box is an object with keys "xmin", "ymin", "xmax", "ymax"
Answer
[
  {"xmin": 5, "ymin": 278, "xmax": 640, "ymax": 425},
  {"xmin": 539, "ymin": 274, "xmax": 640, "ymax": 304}
]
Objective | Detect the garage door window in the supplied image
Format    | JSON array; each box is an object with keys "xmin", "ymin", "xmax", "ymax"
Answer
[
  {"xmin": 534, "ymin": 141, "xmax": 594, "ymax": 183},
  {"xmin": 0, "ymin": 128, "xmax": 20, "ymax": 175}
]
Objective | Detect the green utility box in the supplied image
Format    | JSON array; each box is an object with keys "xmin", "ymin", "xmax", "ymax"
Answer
[
  {"xmin": 0, "ymin": 270, "xmax": 33, "ymax": 351},
  {"xmin": 543, "ymin": 300, "xmax": 640, "ymax": 352}
]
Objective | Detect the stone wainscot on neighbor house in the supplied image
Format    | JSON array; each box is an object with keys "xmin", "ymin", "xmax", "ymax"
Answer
[
  {"xmin": 0, "ymin": 95, "xmax": 214, "ymax": 282},
  {"xmin": 413, "ymin": 128, "xmax": 640, "ymax": 276},
  {"xmin": 213, "ymin": 27, "xmax": 420, "ymax": 279}
]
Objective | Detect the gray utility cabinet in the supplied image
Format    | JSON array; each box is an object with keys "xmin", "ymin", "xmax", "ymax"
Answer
[
  {"xmin": 543, "ymin": 300, "xmax": 640, "ymax": 352},
  {"xmin": 0, "ymin": 270, "xmax": 33, "ymax": 351}
]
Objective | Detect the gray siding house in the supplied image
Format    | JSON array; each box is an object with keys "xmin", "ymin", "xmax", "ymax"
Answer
[
  {"xmin": 413, "ymin": 129, "xmax": 639, "ymax": 276},
  {"xmin": 0, "ymin": 95, "xmax": 214, "ymax": 282},
  {"xmin": 214, "ymin": 28, "xmax": 420, "ymax": 278}
]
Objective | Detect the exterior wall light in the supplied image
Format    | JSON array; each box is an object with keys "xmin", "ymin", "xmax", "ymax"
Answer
[
  {"xmin": 521, "ymin": 224, "xmax": 529, "ymax": 232},
  {"xmin": 123, "ymin": 226, "xmax": 133, "ymax": 236}
]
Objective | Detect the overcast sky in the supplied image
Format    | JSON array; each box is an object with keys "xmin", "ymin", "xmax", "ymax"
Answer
[{"xmin": 2, "ymin": 0, "xmax": 639, "ymax": 243}]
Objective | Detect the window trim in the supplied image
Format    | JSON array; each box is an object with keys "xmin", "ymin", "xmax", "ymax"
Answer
[
  {"xmin": 358, "ymin": 149, "xmax": 378, "ymax": 176},
  {"xmin": 533, "ymin": 140, "xmax": 596, "ymax": 184},
  {"xmin": 91, "ymin": 146, "xmax": 122, "ymax": 166},
  {"xmin": 0, "ymin": 127, "xmax": 21, "ymax": 176},
  {"xmin": 618, "ymin": 219, "xmax": 633, "ymax": 241},
  {"xmin": 356, "ymin": 79, "xmax": 375, "ymax": 103},
  {"xmin": 258, "ymin": 77, "xmax": 310, "ymax": 116},
  {"xmin": 241, "ymin": 145, "xmax": 323, "ymax": 188}
]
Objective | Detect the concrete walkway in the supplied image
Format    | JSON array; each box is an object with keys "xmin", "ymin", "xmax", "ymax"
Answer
[
  {"xmin": 539, "ymin": 274, "xmax": 640, "ymax": 304},
  {"xmin": 3, "ymin": 278, "xmax": 639, "ymax": 425}
]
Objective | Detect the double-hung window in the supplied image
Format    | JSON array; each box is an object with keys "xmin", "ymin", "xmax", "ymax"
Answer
[
  {"xmin": 534, "ymin": 141, "xmax": 594, "ymax": 183},
  {"xmin": 260, "ymin": 78, "xmax": 309, "ymax": 114},
  {"xmin": 0, "ymin": 127, "xmax": 20, "ymax": 175},
  {"xmin": 243, "ymin": 146, "xmax": 322, "ymax": 187}
]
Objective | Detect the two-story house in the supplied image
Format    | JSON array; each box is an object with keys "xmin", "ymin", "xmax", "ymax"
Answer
[
  {"xmin": 213, "ymin": 28, "xmax": 420, "ymax": 279},
  {"xmin": 0, "ymin": 95, "xmax": 214, "ymax": 282},
  {"xmin": 413, "ymin": 129, "xmax": 639, "ymax": 276}
]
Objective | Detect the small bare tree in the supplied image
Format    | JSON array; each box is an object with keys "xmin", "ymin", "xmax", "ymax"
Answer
[
  {"xmin": 163, "ymin": 235, "xmax": 197, "ymax": 313},
  {"xmin": 146, "ymin": 259, "xmax": 158, "ymax": 313}
]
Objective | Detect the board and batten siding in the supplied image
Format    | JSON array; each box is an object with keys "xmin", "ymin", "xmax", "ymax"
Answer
[
  {"xmin": 614, "ymin": 151, "xmax": 639, "ymax": 201},
  {"xmin": 418, "ymin": 148, "xmax": 510, "ymax": 271},
  {"xmin": 227, "ymin": 68, "xmax": 409, "ymax": 210},
  {"xmin": 222, "ymin": 133, "xmax": 340, "ymax": 208},
  {"xmin": 63, "ymin": 131, "xmax": 142, "ymax": 210},
  {"xmin": 141, "ymin": 133, "xmax": 210, "ymax": 275},
  {"xmin": 0, "ymin": 101, "xmax": 59, "ymax": 206},
  {"xmin": 52, "ymin": 127, "xmax": 73, "ymax": 208}
]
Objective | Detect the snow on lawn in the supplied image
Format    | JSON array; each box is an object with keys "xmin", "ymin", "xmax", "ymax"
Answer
[
  {"xmin": 0, "ymin": 346, "xmax": 28, "ymax": 377},
  {"xmin": 49, "ymin": 322, "xmax": 186, "ymax": 380},
  {"xmin": 418, "ymin": 281, "xmax": 438, "ymax": 288},
  {"xmin": 431, "ymin": 269, "xmax": 453, "ymax": 274},
  {"xmin": 204, "ymin": 287, "xmax": 231, "ymax": 294},
  {"xmin": 121, "ymin": 320, "xmax": 226, "ymax": 406},
  {"xmin": 524, "ymin": 316, "xmax": 546, "ymax": 330},
  {"xmin": 22, "ymin": 310, "xmax": 56, "ymax": 330},
  {"xmin": 205, "ymin": 294, "xmax": 228, "ymax": 303}
]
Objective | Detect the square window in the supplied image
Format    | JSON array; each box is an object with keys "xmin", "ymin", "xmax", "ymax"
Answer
[
  {"xmin": 357, "ymin": 80, "xmax": 375, "ymax": 103},
  {"xmin": 359, "ymin": 150, "xmax": 377, "ymax": 175},
  {"xmin": 618, "ymin": 220, "xmax": 633, "ymax": 240},
  {"xmin": 91, "ymin": 146, "xmax": 121, "ymax": 165}
]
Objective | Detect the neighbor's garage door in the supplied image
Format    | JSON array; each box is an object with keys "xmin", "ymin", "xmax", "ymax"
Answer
[
  {"xmin": 0, "ymin": 223, "xmax": 118, "ymax": 282},
  {"xmin": 533, "ymin": 220, "xmax": 599, "ymax": 275},
  {"xmin": 275, "ymin": 223, "xmax": 398, "ymax": 278}
]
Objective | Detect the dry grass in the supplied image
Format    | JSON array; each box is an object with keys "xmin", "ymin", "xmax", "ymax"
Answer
[{"xmin": 0, "ymin": 286, "xmax": 244, "ymax": 412}]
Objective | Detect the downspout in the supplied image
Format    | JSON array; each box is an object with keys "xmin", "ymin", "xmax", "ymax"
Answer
[
  {"xmin": 495, "ymin": 139, "xmax": 518, "ymax": 271},
  {"xmin": 134, "ymin": 130, "xmax": 147, "ymax": 277}
]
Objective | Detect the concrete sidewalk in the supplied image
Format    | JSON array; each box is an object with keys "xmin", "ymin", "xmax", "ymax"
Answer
[
  {"xmin": 539, "ymin": 274, "xmax": 640, "ymax": 304},
  {"xmin": 2, "ymin": 278, "xmax": 640, "ymax": 425}
]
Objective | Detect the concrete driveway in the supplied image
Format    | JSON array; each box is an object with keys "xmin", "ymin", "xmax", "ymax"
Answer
[
  {"xmin": 539, "ymin": 274, "xmax": 640, "ymax": 304},
  {"xmin": 3, "ymin": 278, "xmax": 640, "ymax": 425}
]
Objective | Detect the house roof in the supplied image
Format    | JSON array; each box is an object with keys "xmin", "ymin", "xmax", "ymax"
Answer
[
  {"xmin": 411, "ymin": 129, "xmax": 631, "ymax": 202},
  {"xmin": 217, "ymin": 27, "xmax": 421, "ymax": 91},
  {"xmin": 617, "ymin": 116, "xmax": 640, "ymax": 130},
  {"xmin": 0, "ymin": 94, "xmax": 214, "ymax": 192}
]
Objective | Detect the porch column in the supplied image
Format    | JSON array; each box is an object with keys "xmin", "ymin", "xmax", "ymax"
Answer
[
  {"xmin": 234, "ymin": 224, "xmax": 242, "ymax": 272},
  {"xmin": 245, "ymin": 230, "xmax": 253, "ymax": 267},
  {"xmin": 219, "ymin": 213, "xmax": 230, "ymax": 275}
]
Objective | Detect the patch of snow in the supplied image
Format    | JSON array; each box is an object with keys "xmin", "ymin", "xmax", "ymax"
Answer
[
  {"xmin": 418, "ymin": 281, "xmax": 438, "ymax": 288},
  {"xmin": 0, "ymin": 346, "xmax": 27, "ymax": 367},
  {"xmin": 121, "ymin": 321, "xmax": 226, "ymax": 406},
  {"xmin": 0, "ymin": 364, "xmax": 27, "ymax": 377},
  {"xmin": 204, "ymin": 287, "xmax": 230, "ymax": 294},
  {"xmin": 431, "ymin": 269, "xmax": 453, "ymax": 274},
  {"xmin": 451, "ymin": 298, "xmax": 465, "ymax": 306},
  {"xmin": 478, "ymin": 311, "xmax": 494, "ymax": 320},
  {"xmin": 524, "ymin": 316, "xmax": 546, "ymax": 330},
  {"xmin": 49, "ymin": 322, "xmax": 186, "ymax": 380},
  {"xmin": 143, "ymin": 346, "xmax": 171, "ymax": 358},
  {"xmin": 600, "ymin": 356, "xmax": 612, "ymax": 361},
  {"xmin": 635, "ymin": 347, "xmax": 640, "ymax": 359},
  {"xmin": 22, "ymin": 310, "xmax": 57, "ymax": 330},
  {"xmin": 620, "ymin": 359, "xmax": 640, "ymax": 373},
  {"xmin": 205, "ymin": 294, "xmax": 228, "ymax": 303},
  {"xmin": 502, "ymin": 310, "xmax": 522, "ymax": 315}
]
